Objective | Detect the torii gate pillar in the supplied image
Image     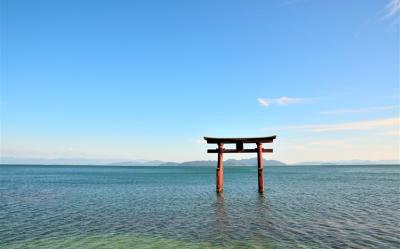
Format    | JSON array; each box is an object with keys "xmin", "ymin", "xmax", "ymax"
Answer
[
  {"xmin": 204, "ymin": 136, "xmax": 276, "ymax": 193},
  {"xmin": 216, "ymin": 143, "xmax": 224, "ymax": 193},
  {"xmin": 257, "ymin": 143, "xmax": 264, "ymax": 193}
]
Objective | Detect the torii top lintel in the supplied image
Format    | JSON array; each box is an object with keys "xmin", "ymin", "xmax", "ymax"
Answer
[
  {"xmin": 204, "ymin": 136, "xmax": 276, "ymax": 144},
  {"xmin": 204, "ymin": 136, "xmax": 277, "ymax": 154}
]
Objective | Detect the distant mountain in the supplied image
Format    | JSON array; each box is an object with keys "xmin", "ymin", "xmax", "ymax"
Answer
[
  {"xmin": 0, "ymin": 157, "xmax": 117, "ymax": 165},
  {"xmin": 294, "ymin": 160, "xmax": 400, "ymax": 165},
  {"xmin": 1, "ymin": 156, "xmax": 398, "ymax": 166},
  {"xmin": 160, "ymin": 160, "xmax": 215, "ymax": 166},
  {"xmin": 225, "ymin": 158, "xmax": 286, "ymax": 166},
  {"xmin": 0, "ymin": 156, "xmax": 285, "ymax": 166},
  {"xmin": 109, "ymin": 160, "xmax": 165, "ymax": 166},
  {"xmin": 159, "ymin": 158, "xmax": 286, "ymax": 166},
  {"xmin": 0, "ymin": 157, "xmax": 166, "ymax": 166}
]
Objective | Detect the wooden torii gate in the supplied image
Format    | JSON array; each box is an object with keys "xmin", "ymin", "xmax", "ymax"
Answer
[{"xmin": 204, "ymin": 136, "xmax": 276, "ymax": 193}]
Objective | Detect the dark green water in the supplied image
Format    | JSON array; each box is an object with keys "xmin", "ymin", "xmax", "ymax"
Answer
[{"xmin": 1, "ymin": 165, "xmax": 399, "ymax": 248}]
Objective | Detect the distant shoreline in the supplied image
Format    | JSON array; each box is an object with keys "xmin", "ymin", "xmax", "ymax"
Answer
[
  {"xmin": 1, "ymin": 157, "xmax": 399, "ymax": 167},
  {"xmin": 1, "ymin": 163, "xmax": 399, "ymax": 167}
]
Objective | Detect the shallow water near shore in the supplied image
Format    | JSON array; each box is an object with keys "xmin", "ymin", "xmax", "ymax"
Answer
[{"xmin": 1, "ymin": 165, "xmax": 399, "ymax": 248}]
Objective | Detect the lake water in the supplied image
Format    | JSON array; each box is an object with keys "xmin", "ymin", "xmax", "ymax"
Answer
[{"xmin": 1, "ymin": 165, "xmax": 399, "ymax": 248}]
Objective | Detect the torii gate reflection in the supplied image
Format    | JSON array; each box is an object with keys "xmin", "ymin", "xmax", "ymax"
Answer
[{"xmin": 204, "ymin": 136, "xmax": 276, "ymax": 193}]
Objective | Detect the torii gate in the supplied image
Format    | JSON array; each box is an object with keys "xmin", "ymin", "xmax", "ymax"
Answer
[{"xmin": 204, "ymin": 136, "xmax": 276, "ymax": 193}]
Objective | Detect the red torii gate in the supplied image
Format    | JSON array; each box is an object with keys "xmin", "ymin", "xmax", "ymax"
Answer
[{"xmin": 204, "ymin": 136, "xmax": 276, "ymax": 193}]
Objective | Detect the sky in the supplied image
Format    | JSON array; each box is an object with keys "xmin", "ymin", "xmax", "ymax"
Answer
[{"xmin": 1, "ymin": 0, "xmax": 399, "ymax": 164}]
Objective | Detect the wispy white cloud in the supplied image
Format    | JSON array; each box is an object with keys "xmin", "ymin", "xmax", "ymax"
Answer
[
  {"xmin": 384, "ymin": 0, "xmax": 400, "ymax": 18},
  {"xmin": 278, "ymin": 117, "xmax": 400, "ymax": 132},
  {"xmin": 275, "ymin": 134, "xmax": 400, "ymax": 163},
  {"xmin": 257, "ymin": 98, "xmax": 269, "ymax": 107},
  {"xmin": 275, "ymin": 96, "xmax": 305, "ymax": 105},
  {"xmin": 382, "ymin": 129, "xmax": 400, "ymax": 136},
  {"xmin": 257, "ymin": 96, "xmax": 311, "ymax": 107},
  {"xmin": 309, "ymin": 140, "xmax": 349, "ymax": 147},
  {"xmin": 319, "ymin": 105, "xmax": 398, "ymax": 115}
]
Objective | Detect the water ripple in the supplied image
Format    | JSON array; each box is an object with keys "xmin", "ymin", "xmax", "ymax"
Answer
[{"xmin": 1, "ymin": 165, "xmax": 399, "ymax": 248}]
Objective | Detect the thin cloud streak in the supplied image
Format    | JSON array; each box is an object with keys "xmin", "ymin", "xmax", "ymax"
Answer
[
  {"xmin": 277, "ymin": 117, "xmax": 400, "ymax": 132},
  {"xmin": 382, "ymin": 129, "xmax": 400, "ymax": 136},
  {"xmin": 309, "ymin": 140, "xmax": 348, "ymax": 147},
  {"xmin": 275, "ymin": 96, "xmax": 305, "ymax": 105},
  {"xmin": 257, "ymin": 98, "xmax": 269, "ymax": 107},
  {"xmin": 319, "ymin": 105, "xmax": 398, "ymax": 115},
  {"xmin": 384, "ymin": 0, "xmax": 400, "ymax": 18},
  {"xmin": 258, "ymin": 96, "xmax": 312, "ymax": 107}
]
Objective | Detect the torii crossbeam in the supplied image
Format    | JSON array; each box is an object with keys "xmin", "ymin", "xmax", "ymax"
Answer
[{"xmin": 204, "ymin": 136, "xmax": 276, "ymax": 193}]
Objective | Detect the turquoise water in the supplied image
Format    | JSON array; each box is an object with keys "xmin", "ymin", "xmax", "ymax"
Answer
[{"xmin": 1, "ymin": 165, "xmax": 399, "ymax": 248}]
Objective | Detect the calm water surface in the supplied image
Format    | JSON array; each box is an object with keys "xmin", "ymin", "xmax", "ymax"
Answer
[{"xmin": 1, "ymin": 165, "xmax": 399, "ymax": 248}]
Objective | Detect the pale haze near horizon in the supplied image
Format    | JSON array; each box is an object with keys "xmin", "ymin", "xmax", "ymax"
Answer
[{"xmin": 1, "ymin": 0, "xmax": 399, "ymax": 164}]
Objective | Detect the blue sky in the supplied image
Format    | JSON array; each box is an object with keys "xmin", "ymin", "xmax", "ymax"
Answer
[{"xmin": 1, "ymin": 0, "xmax": 399, "ymax": 163}]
